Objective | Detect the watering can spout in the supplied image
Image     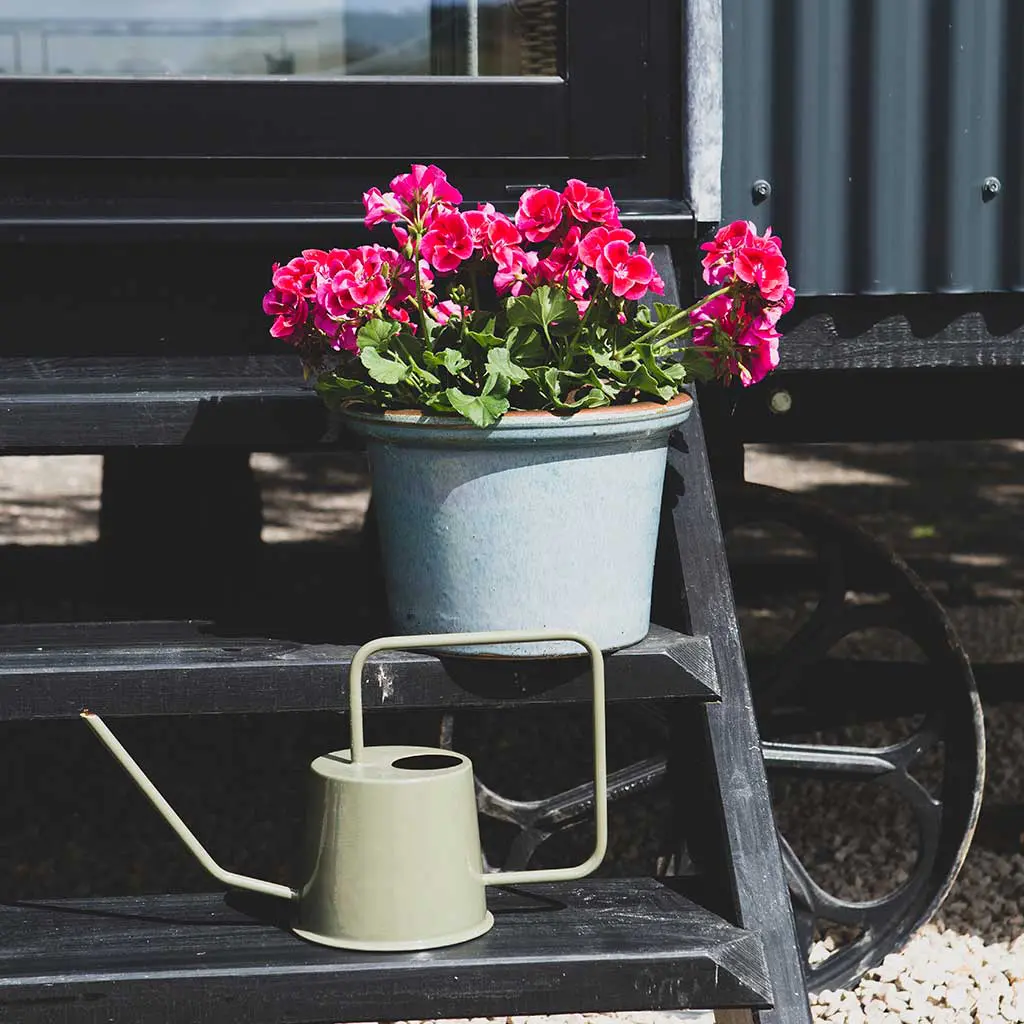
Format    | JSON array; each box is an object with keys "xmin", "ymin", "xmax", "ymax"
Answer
[{"xmin": 80, "ymin": 710, "xmax": 299, "ymax": 903}]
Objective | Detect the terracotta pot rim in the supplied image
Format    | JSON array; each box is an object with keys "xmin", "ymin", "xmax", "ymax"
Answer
[{"xmin": 342, "ymin": 391, "xmax": 692, "ymax": 426}]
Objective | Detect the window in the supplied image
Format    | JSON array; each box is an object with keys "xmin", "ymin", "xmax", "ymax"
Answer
[
  {"xmin": 0, "ymin": 0, "xmax": 559, "ymax": 79},
  {"xmin": 0, "ymin": 0, "xmax": 682, "ymax": 239},
  {"xmin": 0, "ymin": 0, "xmax": 659, "ymax": 161}
]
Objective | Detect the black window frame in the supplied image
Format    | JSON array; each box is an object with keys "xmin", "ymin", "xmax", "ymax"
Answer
[
  {"xmin": 0, "ymin": 0, "xmax": 641, "ymax": 162},
  {"xmin": 0, "ymin": 0, "xmax": 685, "ymax": 239}
]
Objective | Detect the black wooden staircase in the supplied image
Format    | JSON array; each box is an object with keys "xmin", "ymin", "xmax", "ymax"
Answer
[{"xmin": 0, "ymin": 249, "xmax": 812, "ymax": 1024}]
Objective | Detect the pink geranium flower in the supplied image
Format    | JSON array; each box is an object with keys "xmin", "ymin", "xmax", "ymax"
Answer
[
  {"xmin": 578, "ymin": 226, "xmax": 635, "ymax": 268},
  {"xmin": 464, "ymin": 203, "xmax": 522, "ymax": 258},
  {"xmin": 432, "ymin": 300, "xmax": 471, "ymax": 325},
  {"xmin": 734, "ymin": 234, "xmax": 790, "ymax": 302},
  {"xmin": 390, "ymin": 164, "xmax": 462, "ymax": 212},
  {"xmin": 313, "ymin": 306, "xmax": 360, "ymax": 353},
  {"xmin": 515, "ymin": 187, "xmax": 564, "ymax": 243},
  {"xmin": 463, "ymin": 205, "xmax": 494, "ymax": 251},
  {"xmin": 700, "ymin": 220, "xmax": 755, "ymax": 286},
  {"xmin": 595, "ymin": 240, "xmax": 656, "ymax": 300},
  {"xmin": 316, "ymin": 246, "xmax": 393, "ymax": 317},
  {"xmin": 421, "ymin": 211, "xmax": 474, "ymax": 273},
  {"xmin": 493, "ymin": 247, "xmax": 539, "ymax": 296},
  {"xmin": 539, "ymin": 226, "xmax": 582, "ymax": 282},
  {"xmin": 762, "ymin": 284, "xmax": 795, "ymax": 325},
  {"xmin": 561, "ymin": 180, "xmax": 619, "ymax": 226},
  {"xmin": 736, "ymin": 316, "xmax": 781, "ymax": 386},
  {"xmin": 383, "ymin": 251, "xmax": 421, "ymax": 305},
  {"xmin": 363, "ymin": 188, "xmax": 405, "ymax": 228},
  {"xmin": 263, "ymin": 286, "xmax": 308, "ymax": 339},
  {"xmin": 566, "ymin": 266, "xmax": 589, "ymax": 301},
  {"xmin": 689, "ymin": 293, "xmax": 737, "ymax": 361},
  {"xmin": 265, "ymin": 167, "xmax": 790, "ymax": 407},
  {"xmin": 272, "ymin": 250, "xmax": 325, "ymax": 300},
  {"xmin": 637, "ymin": 242, "xmax": 665, "ymax": 296},
  {"xmin": 340, "ymin": 246, "xmax": 392, "ymax": 306}
]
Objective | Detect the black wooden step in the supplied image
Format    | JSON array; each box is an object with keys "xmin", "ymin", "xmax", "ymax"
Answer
[
  {"xmin": 0, "ymin": 355, "xmax": 327, "ymax": 452},
  {"xmin": 0, "ymin": 620, "xmax": 719, "ymax": 720},
  {"xmin": 0, "ymin": 879, "xmax": 771, "ymax": 1024}
]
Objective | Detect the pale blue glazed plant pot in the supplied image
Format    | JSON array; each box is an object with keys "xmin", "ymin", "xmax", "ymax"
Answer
[{"xmin": 344, "ymin": 394, "xmax": 693, "ymax": 657}]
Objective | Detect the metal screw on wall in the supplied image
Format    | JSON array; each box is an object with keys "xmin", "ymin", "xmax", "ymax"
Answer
[
  {"xmin": 982, "ymin": 176, "xmax": 1002, "ymax": 200},
  {"xmin": 752, "ymin": 179, "xmax": 772, "ymax": 204},
  {"xmin": 768, "ymin": 389, "xmax": 792, "ymax": 415}
]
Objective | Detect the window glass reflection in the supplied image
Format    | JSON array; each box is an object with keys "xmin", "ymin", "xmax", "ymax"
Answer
[{"xmin": 0, "ymin": 0, "xmax": 561, "ymax": 78}]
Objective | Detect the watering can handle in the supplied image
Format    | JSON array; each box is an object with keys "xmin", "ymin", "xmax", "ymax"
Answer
[{"xmin": 348, "ymin": 629, "xmax": 607, "ymax": 886}]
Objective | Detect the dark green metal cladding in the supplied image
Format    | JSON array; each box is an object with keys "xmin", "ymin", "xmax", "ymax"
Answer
[{"xmin": 721, "ymin": 0, "xmax": 1019, "ymax": 296}]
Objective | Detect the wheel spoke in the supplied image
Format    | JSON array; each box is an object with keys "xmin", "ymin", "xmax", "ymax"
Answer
[
  {"xmin": 756, "ymin": 540, "xmax": 847, "ymax": 707},
  {"xmin": 777, "ymin": 833, "xmax": 909, "ymax": 929},
  {"xmin": 475, "ymin": 756, "xmax": 667, "ymax": 833},
  {"xmin": 763, "ymin": 741, "xmax": 898, "ymax": 778}
]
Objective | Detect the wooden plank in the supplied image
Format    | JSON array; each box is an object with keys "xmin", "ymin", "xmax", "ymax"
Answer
[
  {"xmin": 663, "ymin": 400, "xmax": 813, "ymax": 1024},
  {"xmin": 0, "ymin": 880, "xmax": 771, "ymax": 1024},
  {"xmin": 779, "ymin": 317, "xmax": 1024, "ymax": 371},
  {"xmin": 0, "ymin": 355, "xmax": 328, "ymax": 452},
  {"xmin": 778, "ymin": 293, "xmax": 1024, "ymax": 371},
  {"xmin": 731, "ymin": 366, "xmax": 1024, "ymax": 443},
  {"xmin": 0, "ymin": 620, "xmax": 720, "ymax": 720}
]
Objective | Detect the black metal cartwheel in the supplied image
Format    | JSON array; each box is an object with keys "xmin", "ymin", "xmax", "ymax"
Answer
[
  {"xmin": 713, "ymin": 480, "xmax": 985, "ymax": 992},
  {"xmin": 438, "ymin": 480, "xmax": 983, "ymax": 995}
]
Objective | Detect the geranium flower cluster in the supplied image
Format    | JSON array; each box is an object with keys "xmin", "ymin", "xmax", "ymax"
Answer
[
  {"xmin": 263, "ymin": 164, "xmax": 665, "ymax": 356},
  {"xmin": 691, "ymin": 221, "xmax": 795, "ymax": 386},
  {"xmin": 262, "ymin": 164, "xmax": 791, "ymax": 419}
]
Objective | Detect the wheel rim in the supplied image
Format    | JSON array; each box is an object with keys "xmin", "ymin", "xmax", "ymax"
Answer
[{"xmin": 718, "ymin": 481, "xmax": 985, "ymax": 991}]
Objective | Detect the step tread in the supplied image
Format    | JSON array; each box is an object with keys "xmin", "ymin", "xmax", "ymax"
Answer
[
  {"xmin": 0, "ymin": 354, "xmax": 327, "ymax": 450},
  {"xmin": 0, "ymin": 619, "xmax": 719, "ymax": 719},
  {"xmin": 0, "ymin": 879, "xmax": 771, "ymax": 1023}
]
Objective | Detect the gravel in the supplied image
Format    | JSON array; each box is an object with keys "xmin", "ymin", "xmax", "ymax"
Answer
[{"xmin": 1, "ymin": 442, "xmax": 1023, "ymax": 1024}]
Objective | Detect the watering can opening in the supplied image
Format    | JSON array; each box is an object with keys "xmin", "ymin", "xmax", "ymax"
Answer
[{"xmin": 392, "ymin": 753, "xmax": 463, "ymax": 771}]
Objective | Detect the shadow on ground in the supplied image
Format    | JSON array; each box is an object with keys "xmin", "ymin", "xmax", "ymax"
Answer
[{"xmin": 746, "ymin": 440, "xmax": 1024, "ymax": 607}]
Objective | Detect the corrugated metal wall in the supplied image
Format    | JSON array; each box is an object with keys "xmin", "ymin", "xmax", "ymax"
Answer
[{"xmin": 720, "ymin": 0, "xmax": 1023, "ymax": 296}]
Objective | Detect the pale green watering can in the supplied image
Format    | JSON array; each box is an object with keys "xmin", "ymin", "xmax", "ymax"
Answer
[{"xmin": 82, "ymin": 629, "xmax": 607, "ymax": 951}]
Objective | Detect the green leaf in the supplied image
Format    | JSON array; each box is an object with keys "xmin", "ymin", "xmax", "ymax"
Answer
[
  {"xmin": 482, "ymin": 369, "xmax": 510, "ymax": 399},
  {"xmin": 359, "ymin": 346, "xmax": 408, "ymax": 385},
  {"xmin": 574, "ymin": 387, "xmax": 612, "ymax": 408},
  {"xmin": 508, "ymin": 326, "xmax": 545, "ymax": 362},
  {"xmin": 506, "ymin": 286, "xmax": 578, "ymax": 331},
  {"xmin": 537, "ymin": 286, "xmax": 579, "ymax": 326},
  {"xmin": 443, "ymin": 349, "xmax": 471, "ymax": 374},
  {"xmin": 410, "ymin": 365, "xmax": 441, "ymax": 386},
  {"xmin": 314, "ymin": 373, "xmax": 372, "ymax": 408},
  {"xmin": 632, "ymin": 342, "xmax": 680, "ymax": 387},
  {"xmin": 541, "ymin": 366, "xmax": 562, "ymax": 401},
  {"xmin": 654, "ymin": 302, "xmax": 682, "ymax": 324},
  {"xmin": 679, "ymin": 347, "xmax": 716, "ymax": 383},
  {"xmin": 423, "ymin": 391, "xmax": 456, "ymax": 414},
  {"xmin": 586, "ymin": 348, "xmax": 633, "ymax": 383},
  {"xmin": 659, "ymin": 360, "xmax": 688, "ymax": 382},
  {"xmin": 357, "ymin": 318, "xmax": 400, "ymax": 350},
  {"xmin": 625, "ymin": 364, "xmax": 676, "ymax": 401},
  {"xmin": 423, "ymin": 348, "xmax": 471, "ymax": 375},
  {"xmin": 582, "ymin": 367, "xmax": 623, "ymax": 400},
  {"xmin": 466, "ymin": 329, "xmax": 507, "ymax": 349},
  {"xmin": 445, "ymin": 388, "xmax": 510, "ymax": 427},
  {"xmin": 315, "ymin": 373, "xmax": 363, "ymax": 393},
  {"xmin": 486, "ymin": 347, "xmax": 529, "ymax": 384}
]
